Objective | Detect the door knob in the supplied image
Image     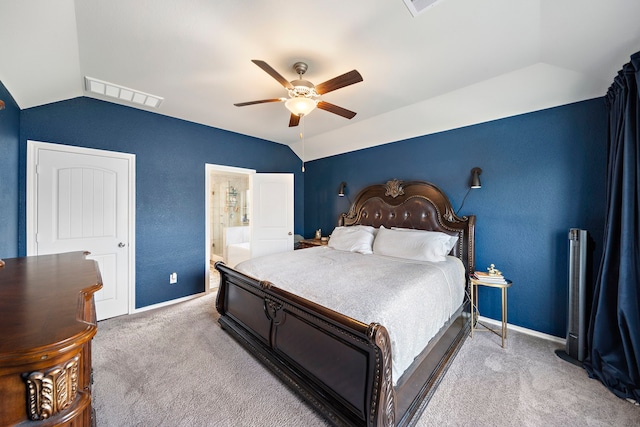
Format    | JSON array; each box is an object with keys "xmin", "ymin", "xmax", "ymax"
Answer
[
  {"xmin": 118, "ymin": 242, "xmax": 126, "ymax": 248},
  {"xmin": 288, "ymin": 232, "xmax": 292, "ymax": 235}
]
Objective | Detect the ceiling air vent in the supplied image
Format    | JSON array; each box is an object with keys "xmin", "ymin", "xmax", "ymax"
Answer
[
  {"xmin": 403, "ymin": 0, "xmax": 444, "ymax": 17},
  {"xmin": 84, "ymin": 77, "xmax": 163, "ymax": 108}
]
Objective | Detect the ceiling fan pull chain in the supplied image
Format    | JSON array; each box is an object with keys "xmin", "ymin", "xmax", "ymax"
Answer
[{"xmin": 300, "ymin": 115, "xmax": 305, "ymax": 172}]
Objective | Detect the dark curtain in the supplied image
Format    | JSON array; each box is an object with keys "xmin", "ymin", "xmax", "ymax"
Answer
[{"xmin": 584, "ymin": 51, "xmax": 640, "ymax": 402}]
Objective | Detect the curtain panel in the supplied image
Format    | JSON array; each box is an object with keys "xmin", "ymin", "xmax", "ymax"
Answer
[{"xmin": 584, "ymin": 51, "xmax": 640, "ymax": 403}]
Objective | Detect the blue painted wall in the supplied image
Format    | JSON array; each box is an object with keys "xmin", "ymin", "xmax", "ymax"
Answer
[
  {"xmin": 0, "ymin": 81, "xmax": 20, "ymax": 259},
  {"xmin": 18, "ymin": 97, "xmax": 304, "ymax": 308},
  {"xmin": 303, "ymin": 99, "xmax": 608, "ymax": 337},
  {"xmin": 6, "ymin": 81, "xmax": 608, "ymax": 337}
]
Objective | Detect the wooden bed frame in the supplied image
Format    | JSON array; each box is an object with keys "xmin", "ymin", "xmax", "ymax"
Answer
[{"xmin": 215, "ymin": 180, "xmax": 476, "ymax": 426}]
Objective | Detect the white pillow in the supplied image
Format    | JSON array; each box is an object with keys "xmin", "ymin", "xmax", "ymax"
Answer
[
  {"xmin": 328, "ymin": 226, "xmax": 374, "ymax": 254},
  {"xmin": 352, "ymin": 224, "xmax": 378, "ymax": 236},
  {"xmin": 391, "ymin": 227, "xmax": 458, "ymax": 252},
  {"xmin": 373, "ymin": 226, "xmax": 458, "ymax": 262}
]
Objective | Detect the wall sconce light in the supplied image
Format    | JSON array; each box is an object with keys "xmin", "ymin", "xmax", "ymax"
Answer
[
  {"xmin": 338, "ymin": 182, "xmax": 347, "ymax": 197},
  {"xmin": 456, "ymin": 167, "xmax": 482, "ymax": 214},
  {"xmin": 470, "ymin": 167, "xmax": 482, "ymax": 188},
  {"xmin": 0, "ymin": 100, "xmax": 5, "ymax": 110},
  {"xmin": 338, "ymin": 181, "xmax": 353, "ymax": 204}
]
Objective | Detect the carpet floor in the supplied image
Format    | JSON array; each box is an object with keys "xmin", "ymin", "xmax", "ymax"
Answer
[{"xmin": 93, "ymin": 292, "xmax": 638, "ymax": 426}]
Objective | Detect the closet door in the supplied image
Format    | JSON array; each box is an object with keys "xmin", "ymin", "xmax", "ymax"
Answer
[{"xmin": 28, "ymin": 141, "xmax": 135, "ymax": 321}]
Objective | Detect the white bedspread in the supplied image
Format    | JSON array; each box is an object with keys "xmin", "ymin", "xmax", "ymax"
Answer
[{"xmin": 235, "ymin": 246, "xmax": 465, "ymax": 382}]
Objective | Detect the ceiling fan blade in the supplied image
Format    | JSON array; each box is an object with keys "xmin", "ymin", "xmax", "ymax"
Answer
[
  {"xmin": 252, "ymin": 60, "xmax": 294, "ymax": 90},
  {"xmin": 315, "ymin": 70, "xmax": 363, "ymax": 95},
  {"xmin": 288, "ymin": 113, "xmax": 300, "ymax": 127},
  {"xmin": 317, "ymin": 101, "xmax": 357, "ymax": 119},
  {"xmin": 234, "ymin": 98, "xmax": 284, "ymax": 107}
]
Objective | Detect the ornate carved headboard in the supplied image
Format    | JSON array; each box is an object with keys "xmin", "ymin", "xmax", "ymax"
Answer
[{"xmin": 338, "ymin": 179, "xmax": 476, "ymax": 274}]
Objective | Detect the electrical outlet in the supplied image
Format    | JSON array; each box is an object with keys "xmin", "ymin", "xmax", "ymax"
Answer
[{"xmin": 170, "ymin": 272, "xmax": 178, "ymax": 284}]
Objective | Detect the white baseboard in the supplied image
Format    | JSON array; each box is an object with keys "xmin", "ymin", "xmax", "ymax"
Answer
[
  {"xmin": 478, "ymin": 315, "xmax": 565, "ymax": 345},
  {"xmin": 132, "ymin": 292, "xmax": 206, "ymax": 315}
]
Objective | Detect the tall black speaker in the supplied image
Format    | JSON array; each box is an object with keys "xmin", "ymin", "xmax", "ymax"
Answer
[{"xmin": 556, "ymin": 229, "xmax": 588, "ymax": 366}]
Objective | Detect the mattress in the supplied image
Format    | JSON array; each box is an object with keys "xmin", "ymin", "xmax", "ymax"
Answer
[{"xmin": 235, "ymin": 246, "xmax": 465, "ymax": 382}]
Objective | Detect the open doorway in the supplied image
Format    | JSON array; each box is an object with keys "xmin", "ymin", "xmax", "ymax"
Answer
[
  {"xmin": 205, "ymin": 164, "xmax": 255, "ymax": 292},
  {"xmin": 205, "ymin": 165, "xmax": 295, "ymax": 294}
]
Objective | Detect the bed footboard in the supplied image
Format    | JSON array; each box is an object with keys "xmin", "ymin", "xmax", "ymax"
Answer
[{"xmin": 215, "ymin": 262, "xmax": 395, "ymax": 427}]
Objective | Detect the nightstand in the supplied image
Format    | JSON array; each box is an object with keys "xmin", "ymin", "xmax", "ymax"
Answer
[
  {"xmin": 297, "ymin": 238, "xmax": 328, "ymax": 249},
  {"xmin": 469, "ymin": 276, "xmax": 513, "ymax": 348}
]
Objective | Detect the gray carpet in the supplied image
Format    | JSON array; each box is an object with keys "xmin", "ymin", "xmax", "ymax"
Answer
[{"xmin": 93, "ymin": 293, "xmax": 638, "ymax": 426}]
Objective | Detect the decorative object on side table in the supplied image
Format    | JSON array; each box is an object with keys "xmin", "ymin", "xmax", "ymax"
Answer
[
  {"xmin": 470, "ymin": 264, "xmax": 512, "ymax": 348},
  {"xmin": 472, "ymin": 263, "xmax": 507, "ymax": 284}
]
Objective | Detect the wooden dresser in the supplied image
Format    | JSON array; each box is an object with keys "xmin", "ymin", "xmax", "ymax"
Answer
[{"xmin": 0, "ymin": 252, "xmax": 102, "ymax": 426}]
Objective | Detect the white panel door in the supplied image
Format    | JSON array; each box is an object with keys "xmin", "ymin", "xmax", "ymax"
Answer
[
  {"xmin": 32, "ymin": 144, "xmax": 133, "ymax": 320},
  {"xmin": 250, "ymin": 173, "xmax": 294, "ymax": 258}
]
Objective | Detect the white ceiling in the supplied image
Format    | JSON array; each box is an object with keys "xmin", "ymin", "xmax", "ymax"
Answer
[{"xmin": 1, "ymin": 0, "xmax": 639, "ymax": 161}]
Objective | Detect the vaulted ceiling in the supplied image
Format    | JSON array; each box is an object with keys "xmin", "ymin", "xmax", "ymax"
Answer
[{"xmin": 1, "ymin": 0, "xmax": 639, "ymax": 161}]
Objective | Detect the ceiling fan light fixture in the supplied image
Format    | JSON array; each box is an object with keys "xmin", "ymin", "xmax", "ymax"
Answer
[
  {"xmin": 235, "ymin": 60, "xmax": 362, "ymax": 126},
  {"xmin": 285, "ymin": 96, "xmax": 317, "ymax": 116}
]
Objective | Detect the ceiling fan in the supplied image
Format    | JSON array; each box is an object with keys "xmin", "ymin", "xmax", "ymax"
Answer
[{"xmin": 234, "ymin": 60, "xmax": 363, "ymax": 127}]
